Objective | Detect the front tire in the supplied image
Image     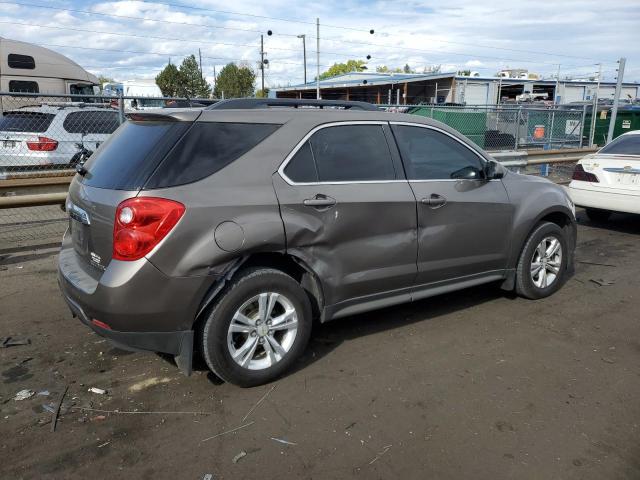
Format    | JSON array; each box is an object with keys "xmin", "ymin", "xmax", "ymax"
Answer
[
  {"xmin": 515, "ymin": 222, "xmax": 568, "ymax": 300},
  {"xmin": 585, "ymin": 208, "xmax": 612, "ymax": 223},
  {"xmin": 200, "ymin": 268, "xmax": 312, "ymax": 387}
]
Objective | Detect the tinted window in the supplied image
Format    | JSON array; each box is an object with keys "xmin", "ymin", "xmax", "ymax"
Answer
[
  {"xmin": 80, "ymin": 121, "xmax": 188, "ymax": 190},
  {"xmin": 308, "ymin": 125, "xmax": 395, "ymax": 182},
  {"xmin": 599, "ymin": 135, "xmax": 640, "ymax": 155},
  {"xmin": 146, "ymin": 122, "xmax": 280, "ymax": 189},
  {"xmin": 63, "ymin": 111, "xmax": 120, "ymax": 134},
  {"xmin": 0, "ymin": 112, "xmax": 54, "ymax": 132},
  {"xmin": 392, "ymin": 125, "xmax": 484, "ymax": 180},
  {"xmin": 283, "ymin": 141, "xmax": 318, "ymax": 183},
  {"xmin": 9, "ymin": 80, "xmax": 39, "ymax": 93},
  {"xmin": 8, "ymin": 53, "xmax": 35, "ymax": 69}
]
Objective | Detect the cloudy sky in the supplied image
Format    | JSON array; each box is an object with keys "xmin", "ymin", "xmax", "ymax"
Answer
[{"xmin": 1, "ymin": 0, "xmax": 639, "ymax": 89}]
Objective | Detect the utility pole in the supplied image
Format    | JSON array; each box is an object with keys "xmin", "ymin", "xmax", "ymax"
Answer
[
  {"xmin": 554, "ymin": 64, "xmax": 561, "ymax": 104},
  {"xmin": 607, "ymin": 57, "xmax": 626, "ymax": 144},
  {"xmin": 316, "ymin": 18, "xmax": 320, "ymax": 99},
  {"xmin": 198, "ymin": 48, "xmax": 203, "ymax": 80},
  {"xmin": 260, "ymin": 34, "xmax": 265, "ymax": 94},
  {"xmin": 589, "ymin": 63, "xmax": 602, "ymax": 147},
  {"xmin": 297, "ymin": 34, "xmax": 307, "ymax": 84}
]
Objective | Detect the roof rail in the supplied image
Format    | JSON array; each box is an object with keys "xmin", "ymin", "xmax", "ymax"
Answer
[{"xmin": 206, "ymin": 98, "xmax": 379, "ymax": 111}]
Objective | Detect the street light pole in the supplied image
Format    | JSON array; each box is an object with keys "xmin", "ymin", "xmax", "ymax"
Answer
[
  {"xmin": 607, "ymin": 57, "xmax": 626, "ymax": 144},
  {"xmin": 316, "ymin": 18, "xmax": 320, "ymax": 99},
  {"xmin": 260, "ymin": 34, "xmax": 265, "ymax": 94},
  {"xmin": 297, "ymin": 34, "xmax": 307, "ymax": 84}
]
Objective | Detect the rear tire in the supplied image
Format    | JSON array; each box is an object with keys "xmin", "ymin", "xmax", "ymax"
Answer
[
  {"xmin": 585, "ymin": 208, "xmax": 612, "ymax": 223},
  {"xmin": 200, "ymin": 268, "xmax": 312, "ymax": 387},
  {"xmin": 515, "ymin": 222, "xmax": 568, "ymax": 300}
]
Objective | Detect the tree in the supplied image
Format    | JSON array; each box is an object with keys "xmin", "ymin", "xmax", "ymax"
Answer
[
  {"xmin": 155, "ymin": 63, "xmax": 181, "ymax": 97},
  {"xmin": 376, "ymin": 65, "xmax": 402, "ymax": 73},
  {"xmin": 457, "ymin": 69, "xmax": 472, "ymax": 76},
  {"xmin": 403, "ymin": 64, "xmax": 413, "ymax": 73},
  {"xmin": 213, "ymin": 63, "xmax": 256, "ymax": 99},
  {"xmin": 97, "ymin": 74, "xmax": 115, "ymax": 86},
  {"xmin": 319, "ymin": 60, "xmax": 367, "ymax": 80},
  {"xmin": 177, "ymin": 55, "xmax": 211, "ymax": 98},
  {"xmin": 255, "ymin": 88, "xmax": 269, "ymax": 98}
]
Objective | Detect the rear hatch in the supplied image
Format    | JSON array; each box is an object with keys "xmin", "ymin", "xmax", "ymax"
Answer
[
  {"xmin": 66, "ymin": 113, "xmax": 194, "ymax": 269},
  {"xmin": 0, "ymin": 111, "xmax": 56, "ymax": 166}
]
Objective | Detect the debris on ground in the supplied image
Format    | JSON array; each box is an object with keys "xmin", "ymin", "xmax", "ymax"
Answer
[
  {"xmin": 88, "ymin": 387, "xmax": 107, "ymax": 395},
  {"xmin": 42, "ymin": 404, "xmax": 56, "ymax": 414},
  {"xmin": 37, "ymin": 390, "xmax": 50, "ymax": 396},
  {"xmin": 90, "ymin": 415, "xmax": 107, "ymax": 422},
  {"xmin": 242, "ymin": 385, "xmax": 276, "ymax": 422},
  {"xmin": 128, "ymin": 376, "xmax": 172, "ymax": 392},
  {"xmin": 97, "ymin": 441, "xmax": 110, "ymax": 448},
  {"xmin": 1, "ymin": 336, "xmax": 31, "ymax": 348},
  {"xmin": 270, "ymin": 437, "xmax": 297, "ymax": 446},
  {"xmin": 590, "ymin": 278, "xmax": 615, "ymax": 287},
  {"xmin": 51, "ymin": 385, "xmax": 69, "ymax": 432},
  {"xmin": 202, "ymin": 474, "xmax": 214, "ymax": 480},
  {"xmin": 578, "ymin": 260, "xmax": 617, "ymax": 267},
  {"xmin": 201, "ymin": 422, "xmax": 255, "ymax": 442},
  {"xmin": 232, "ymin": 451, "xmax": 247, "ymax": 464},
  {"xmin": 14, "ymin": 389, "xmax": 35, "ymax": 401},
  {"xmin": 368, "ymin": 445, "xmax": 393, "ymax": 465},
  {"xmin": 601, "ymin": 356, "xmax": 616, "ymax": 364}
]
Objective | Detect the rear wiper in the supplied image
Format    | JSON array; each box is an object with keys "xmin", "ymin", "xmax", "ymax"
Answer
[{"xmin": 75, "ymin": 164, "xmax": 88, "ymax": 176}]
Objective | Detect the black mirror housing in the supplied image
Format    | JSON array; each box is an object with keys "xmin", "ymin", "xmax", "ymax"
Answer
[{"xmin": 485, "ymin": 161, "xmax": 505, "ymax": 180}]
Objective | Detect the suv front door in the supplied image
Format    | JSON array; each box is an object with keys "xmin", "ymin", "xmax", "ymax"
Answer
[
  {"xmin": 273, "ymin": 122, "xmax": 417, "ymax": 315},
  {"xmin": 391, "ymin": 123, "xmax": 513, "ymax": 288}
]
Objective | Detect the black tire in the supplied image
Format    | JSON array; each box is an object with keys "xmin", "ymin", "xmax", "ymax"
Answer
[
  {"xmin": 515, "ymin": 222, "xmax": 568, "ymax": 300},
  {"xmin": 585, "ymin": 208, "xmax": 612, "ymax": 223},
  {"xmin": 200, "ymin": 267, "xmax": 312, "ymax": 387}
]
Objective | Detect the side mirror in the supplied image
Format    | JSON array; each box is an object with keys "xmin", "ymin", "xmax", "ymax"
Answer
[
  {"xmin": 451, "ymin": 165, "xmax": 482, "ymax": 180},
  {"xmin": 484, "ymin": 161, "xmax": 505, "ymax": 180}
]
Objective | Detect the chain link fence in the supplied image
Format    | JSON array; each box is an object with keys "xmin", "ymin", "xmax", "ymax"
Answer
[
  {"xmin": 378, "ymin": 104, "xmax": 588, "ymax": 151},
  {"xmin": 0, "ymin": 92, "xmax": 586, "ymax": 249}
]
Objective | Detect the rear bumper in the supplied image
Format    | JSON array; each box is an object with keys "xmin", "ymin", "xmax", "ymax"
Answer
[{"xmin": 568, "ymin": 182, "xmax": 640, "ymax": 214}]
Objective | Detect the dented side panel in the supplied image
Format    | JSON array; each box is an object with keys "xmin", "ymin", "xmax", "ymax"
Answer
[{"xmin": 272, "ymin": 174, "xmax": 418, "ymax": 307}]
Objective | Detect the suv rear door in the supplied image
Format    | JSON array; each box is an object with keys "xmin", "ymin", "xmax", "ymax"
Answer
[
  {"xmin": 273, "ymin": 122, "xmax": 418, "ymax": 314},
  {"xmin": 390, "ymin": 122, "xmax": 513, "ymax": 287}
]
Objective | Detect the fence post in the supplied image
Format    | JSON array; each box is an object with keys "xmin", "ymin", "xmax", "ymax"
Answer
[
  {"xmin": 548, "ymin": 108, "xmax": 556, "ymax": 149},
  {"xmin": 514, "ymin": 106, "xmax": 522, "ymax": 150},
  {"xmin": 580, "ymin": 104, "xmax": 587, "ymax": 148},
  {"xmin": 118, "ymin": 91, "xmax": 125, "ymax": 125}
]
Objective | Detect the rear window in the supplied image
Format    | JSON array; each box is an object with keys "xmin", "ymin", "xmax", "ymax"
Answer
[
  {"xmin": 0, "ymin": 112, "xmax": 54, "ymax": 132},
  {"xmin": 63, "ymin": 111, "xmax": 120, "ymax": 134},
  {"xmin": 599, "ymin": 135, "xmax": 640, "ymax": 155},
  {"xmin": 145, "ymin": 122, "xmax": 280, "ymax": 189},
  {"xmin": 80, "ymin": 121, "xmax": 189, "ymax": 190}
]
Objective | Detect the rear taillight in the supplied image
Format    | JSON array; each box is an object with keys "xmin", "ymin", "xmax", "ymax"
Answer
[
  {"xmin": 572, "ymin": 164, "xmax": 599, "ymax": 183},
  {"xmin": 113, "ymin": 197, "xmax": 185, "ymax": 261},
  {"xmin": 26, "ymin": 136, "xmax": 58, "ymax": 151}
]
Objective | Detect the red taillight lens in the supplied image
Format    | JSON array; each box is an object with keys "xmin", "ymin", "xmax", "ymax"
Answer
[
  {"xmin": 91, "ymin": 319, "xmax": 112, "ymax": 330},
  {"xmin": 113, "ymin": 197, "xmax": 185, "ymax": 261},
  {"xmin": 26, "ymin": 136, "xmax": 58, "ymax": 151},
  {"xmin": 572, "ymin": 164, "xmax": 599, "ymax": 182}
]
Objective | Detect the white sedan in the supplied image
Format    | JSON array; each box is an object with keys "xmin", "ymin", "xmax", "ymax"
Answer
[{"xmin": 568, "ymin": 130, "xmax": 640, "ymax": 222}]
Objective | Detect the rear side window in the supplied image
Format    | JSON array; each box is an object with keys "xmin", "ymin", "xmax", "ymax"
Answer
[
  {"xmin": 283, "ymin": 141, "xmax": 318, "ymax": 183},
  {"xmin": 63, "ymin": 111, "xmax": 120, "ymax": 134},
  {"xmin": 81, "ymin": 121, "xmax": 189, "ymax": 190},
  {"xmin": 305, "ymin": 125, "xmax": 395, "ymax": 182},
  {"xmin": 8, "ymin": 53, "xmax": 35, "ymax": 69},
  {"xmin": 145, "ymin": 122, "xmax": 280, "ymax": 189},
  {"xmin": 599, "ymin": 135, "xmax": 640, "ymax": 155},
  {"xmin": 0, "ymin": 112, "xmax": 54, "ymax": 132},
  {"xmin": 392, "ymin": 125, "xmax": 484, "ymax": 180},
  {"xmin": 9, "ymin": 80, "xmax": 39, "ymax": 93}
]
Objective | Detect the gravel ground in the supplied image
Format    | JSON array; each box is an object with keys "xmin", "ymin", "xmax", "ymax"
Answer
[{"xmin": 0, "ymin": 210, "xmax": 639, "ymax": 480}]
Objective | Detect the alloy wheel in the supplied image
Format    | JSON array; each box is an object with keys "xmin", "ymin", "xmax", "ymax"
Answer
[{"xmin": 530, "ymin": 236, "xmax": 562, "ymax": 288}]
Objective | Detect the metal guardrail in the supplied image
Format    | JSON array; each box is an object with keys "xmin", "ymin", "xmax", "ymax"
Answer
[{"xmin": 0, "ymin": 147, "xmax": 598, "ymax": 209}]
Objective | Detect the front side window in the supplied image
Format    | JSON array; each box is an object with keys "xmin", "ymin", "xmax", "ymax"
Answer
[
  {"xmin": 8, "ymin": 80, "xmax": 39, "ymax": 93},
  {"xmin": 599, "ymin": 135, "xmax": 640, "ymax": 156},
  {"xmin": 392, "ymin": 125, "xmax": 485, "ymax": 180}
]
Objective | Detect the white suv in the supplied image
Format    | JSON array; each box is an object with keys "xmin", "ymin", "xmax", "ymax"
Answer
[{"xmin": 0, "ymin": 105, "xmax": 120, "ymax": 170}]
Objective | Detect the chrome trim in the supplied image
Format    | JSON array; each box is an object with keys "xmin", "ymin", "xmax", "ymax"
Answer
[
  {"xmin": 66, "ymin": 200, "xmax": 91, "ymax": 225},
  {"xmin": 603, "ymin": 167, "xmax": 640, "ymax": 174},
  {"xmin": 277, "ymin": 121, "xmax": 403, "ymax": 186}
]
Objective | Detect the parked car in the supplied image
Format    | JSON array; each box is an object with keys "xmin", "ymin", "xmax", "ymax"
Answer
[
  {"xmin": 568, "ymin": 130, "xmax": 640, "ymax": 221},
  {"xmin": 0, "ymin": 105, "xmax": 119, "ymax": 169},
  {"xmin": 58, "ymin": 100, "xmax": 577, "ymax": 387}
]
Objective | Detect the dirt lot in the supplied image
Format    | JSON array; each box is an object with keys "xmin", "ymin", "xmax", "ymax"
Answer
[{"xmin": 1, "ymin": 210, "xmax": 639, "ymax": 480}]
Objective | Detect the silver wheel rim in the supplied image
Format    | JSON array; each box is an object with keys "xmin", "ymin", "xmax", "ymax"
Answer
[
  {"xmin": 227, "ymin": 292, "xmax": 298, "ymax": 370},
  {"xmin": 530, "ymin": 236, "xmax": 562, "ymax": 288}
]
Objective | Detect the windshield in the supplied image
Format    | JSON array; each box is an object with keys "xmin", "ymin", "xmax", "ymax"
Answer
[
  {"xmin": 0, "ymin": 112, "xmax": 55, "ymax": 132},
  {"xmin": 599, "ymin": 135, "xmax": 640, "ymax": 156}
]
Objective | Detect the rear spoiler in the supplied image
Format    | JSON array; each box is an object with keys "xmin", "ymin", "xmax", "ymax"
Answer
[{"xmin": 125, "ymin": 110, "xmax": 202, "ymax": 122}]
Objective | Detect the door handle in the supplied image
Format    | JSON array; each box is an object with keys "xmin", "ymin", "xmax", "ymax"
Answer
[
  {"xmin": 421, "ymin": 194, "xmax": 447, "ymax": 209},
  {"xmin": 303, "ymin": 195, "xmax": 336, "ymax": 208}
]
